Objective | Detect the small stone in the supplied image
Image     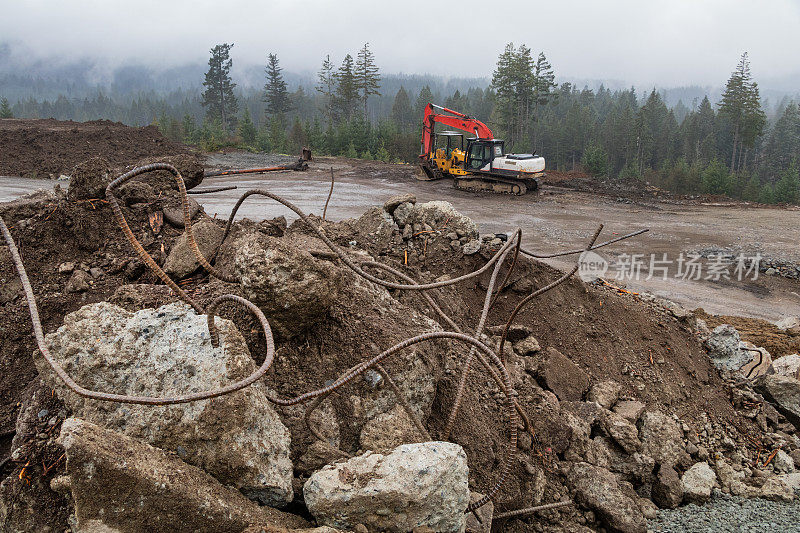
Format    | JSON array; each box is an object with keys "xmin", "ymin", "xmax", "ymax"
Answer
[
  {"xmin": 587, "ymin": 380, "xmax": 622, "ymax": 409},
  {"xmin": 462, "ymin": 239, "xmax": 481, "ymax": 255},
  {"xmin": 773, "ymin": 355, "xmax": 800, "ymax": 379},
  {"xmin": 652, "ymin": 464, "xmax": 683, "ymax": 509},
  {"xmin": 58, "ymin": 262, "xmax": 75, "ymax": 274},
  {"xmin": 89, "ymin": 267, "xmax": 104, "ymax": 279},
  {"xmin": 465, "ymin": 492, "xmax": 492, "ymax": 533},
  {"xmin": 537, "ymin": 348, "xmax": 589, "ymax": 402},
  {"xmin": 513, "ymin": 334, "xmax": 541, "ymax": 356},
  {"xmin": 163, "ymin": 218, "xmax": 223, "ymax": 279},
  {"xmin": 774, "ymin": 449, "xmax": 795, "ymax": 473},
  {"xmin": 613, "ymin": 400, "xmax": 646, "ymax": 423},
  {"xmin": 681, "ymin": 462, "xmax": 717, "ymax": 503},
  {"xmin": 65, "ymin": 270, "xmax": 91, "ymax": 293},
  {"xmin": 449, "ymin": 240, "xmax": 462, "ymax": 251},
  {"xmin": 761, "ymin": 476, "xmax": 795, "ymax": 502},
  {"xmin": 445, "ymin": 232, "xmax": 459, "ymax": 241}
]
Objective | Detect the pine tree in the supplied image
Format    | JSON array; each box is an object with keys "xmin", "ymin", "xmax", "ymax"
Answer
[
  {"xmin": 718, "ymin": 52, "xmax": 766, "ymax": 172},
  {"xmin": 315, "ymin": 55, "xmax": 336, "ymax": 125},
  {"xmin": 239, "ymin": 108, "xmax": 256, "ymax": 144},
  {"xmin": 264, "ymin": 53, "xmax": 292, "ymax": 121},
  {"xmin": 774, "ymin": 162, "xmax": 800, "ymax": 204},
  {"xmin": 354, "ymin": 43, "xmax": 381, "ymax": 117},
  {"xmin": 391, "ymin": 87, "xmax": 413, "ymax": 132},
  {"xmin": 333, "ymin": 54, "xmax": 359, "ymax": 122},
  {"xmin": 415, "ymin": 85, "xmax": 434, "ymax": 116},
  {"xmin": 531, "ymin": 52, "xmax": 557, "ymax": 149},
  {"xmin": 491, "ymin": 43, "xmax": 535, "ymax": 149},
  {"xmin": 0, "ymin": 97, "xmax": 13, "ymax": 118},
  {"xmin": 201, "ymin": 43, "xmax": 238, "ymax": 132},
  {"xmin": 182, "ymin": 114, "xmax": 197, "ymax": 143}
]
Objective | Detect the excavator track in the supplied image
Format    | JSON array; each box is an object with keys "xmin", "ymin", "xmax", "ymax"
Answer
[{"xmin": 453, "ymin": 175, "xmax": 536, "ymax": 195}]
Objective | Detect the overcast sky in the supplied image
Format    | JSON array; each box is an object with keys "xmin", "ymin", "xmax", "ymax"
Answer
[{"xmin": 2, "ymin": 0, "xmax": 800, "ymax": 88}]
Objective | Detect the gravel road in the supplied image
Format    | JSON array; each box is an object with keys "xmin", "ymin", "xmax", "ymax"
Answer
[{"xmin": 649, "ymin": 492, "xmax": 800, "ymax": 532}]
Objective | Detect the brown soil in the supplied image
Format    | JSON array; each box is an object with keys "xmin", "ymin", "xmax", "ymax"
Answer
[{"xmin": 0, "ymin": 118, "xmax": 192, "ymax": 178}]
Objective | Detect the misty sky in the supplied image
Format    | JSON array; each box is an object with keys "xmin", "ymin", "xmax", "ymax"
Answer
[{"xmin": 3, "ymin": 0, "xmax": 800, "ymax": 88}]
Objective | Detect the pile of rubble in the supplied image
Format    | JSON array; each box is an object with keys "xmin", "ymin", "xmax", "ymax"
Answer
[{"xmin": 2, "ymin": 164, "xmax": 800, "ymax": 533}]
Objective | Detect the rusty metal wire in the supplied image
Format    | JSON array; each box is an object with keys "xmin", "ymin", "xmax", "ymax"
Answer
[
  {"xmin": 520, "ymin": 228, "xmax": 648, "ymax": 259},
  {"xmin": 188, "ymin": 185, "xmax": 238, "ymax": 194}
]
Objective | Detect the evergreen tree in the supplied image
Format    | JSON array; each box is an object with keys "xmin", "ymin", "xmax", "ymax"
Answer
[
  {"xmin": 182, "ymin": 114, "xmax": 196, "ymax": 143},
  {"xmin": 774, "ymin": 162, "xmax": 800, "ymax": 204},
  {"xmin": 531, "ymin": 52, "xmax": 557, "ymax": 148},
  {"xmin": 238, "ymin": 108, "xmax": 256, "ymax": 144},
  {"xmin": 354, "ymin": 43, "xmax": 381, "ymax": 117},
  {"xmin": 718, "ymin": 52, "xmax": 766, "ymax": 172},
  {"xmin": 315, "ymin": 54, "xmax": 336, "ymax": 125},
  {"xmin": 264, "ymin": 53, "xmax": 292, "ymax": 120},
  {"xmin": 201, "ymin": 43, "xmax": 238, "ymax": 132},
  {"xmin": 333, "ymin": 54, "xmax": 359, "ymax": 122},
  {"xmin": 491, "ymin": 43, "xmax": 535, "ymax": 149},
  {"xmin": 391, "ymin": 87, "xmax": 413, "ymax": 132},
  {"xmin": 0, "ymin": 97, "xmax": 12, "ymax": 118},
  {"xmin": 415, "ymin": 85, "xmax": 434, "ymax": 116}
]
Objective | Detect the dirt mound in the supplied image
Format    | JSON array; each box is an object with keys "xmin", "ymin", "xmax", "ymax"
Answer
[
  {"xmin": 0, "ymin": 171, "xmax": 795, "ymax": 532},
  {"xmin": 0, "ymin": 118, "xmax": 192, "ymax": 178}
]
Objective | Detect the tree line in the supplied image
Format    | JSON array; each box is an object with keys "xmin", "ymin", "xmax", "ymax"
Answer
[{"xmin": 2, "ymin": 44, "xmax": 798, "ymax": 204}]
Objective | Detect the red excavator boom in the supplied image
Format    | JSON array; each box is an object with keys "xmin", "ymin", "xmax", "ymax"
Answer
[{"xmin": 419, "ymin": 103, "xmax": 493, "ymax": 161}]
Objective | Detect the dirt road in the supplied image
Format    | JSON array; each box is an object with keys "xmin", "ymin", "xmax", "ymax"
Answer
[{"xmin": 3, "ymin": 153, "xmax": 799, "ymax": 320}]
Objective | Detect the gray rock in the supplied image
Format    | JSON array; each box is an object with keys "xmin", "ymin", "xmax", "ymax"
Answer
[
  {"xmin": 403, "ymin": 201, "xmax": 478, "ymax": 240},
  {"xmin": 705, "ymin": 324, "xmax": 753, "ymax": 372},
  {"xmin": 774, "ymin": 449, "xmax": 795, "ymax": 473},
  {"xmin": 601, "ymin": 410, "xmax": 641, "ymax": 454},
  {"xmin": 235, "ymin": 232, "xmax": 343, "ymax": 337},
  {"xmin": 392, "ymin": 202, "xmax": 415, "ymax": 227},
  {"xmin": 568, "ymin": 462, "xmax": 646, "ymax": 533},
  {"xmin": 738, "ymin": 341, "xmax": 772, "ymax": 378},
  {"xmin": 588, "ymin": 380, "xmax": 622, "ymax": 409},
  {"xmin": 65, "ymin": 270, "xmax": 92, "ymax": 293},
  {"xmin": 652, "ymin": 464, "xmax": 683, "ymax": 509},
  {"xmin": 304, "ymin": 442, "xmax": 469, "ymax": 533},
  {"xmin": 772, "ymin": 354, "xmax": 800, "ymax": 378},
  {"xmin": 163, "ymin": 197, "xmax": 202, "ymax": 228},
  {"xmin": 383, "ymin": 193, "xmax": 416, "ymax": 214},
  {"xmin": 754, "ymin": 374, "xmax": 800, "ymax": 430},
  {"xmin": 55, "ymin": 418, "xmax": 308, "ymax": 533},
  {"xmin": 681, "ymin": 462, "xmax": 717, "ymax": 503},
  {"xmin": 513, "ymin": 334, "xmax": 541, "ymax": 356},
  {"xmin": 613, "ymin": 400, "xmax": 646, "ymax": 423},
  {"xmin": 761, "ymin": 476, "xmax": 795, "ymax": 502},
  {"xmin": 639, "ymin": 410, "xmax": 687, "ymax": 468},
  {"xmin": 462, "ymin": 239, "xmax": 481, "ymax": 255},
  {"xmin": 58, "ymin": 261, "xmax": 76, "ymax": 273},
  {"xmin": 359, "ymin": 404, "xmax": 425, "ymax": 454},
  {"xmin": 163, "ymin": 218, "xmax": 223, "ymax": 279},
  {"xmin": 34, "ymin": 301, "xmax": 294, "ymax": 507}
]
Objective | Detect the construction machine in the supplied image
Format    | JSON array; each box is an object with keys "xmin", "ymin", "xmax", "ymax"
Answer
[{"xmin": 418, "ymin": 103, "xmax": 545, "ymax": 195}]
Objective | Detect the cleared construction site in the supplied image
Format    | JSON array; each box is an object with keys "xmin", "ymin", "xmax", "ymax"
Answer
[{"xmin": 2, "ymin": 119, "xmax": 800, "ymax": 533}]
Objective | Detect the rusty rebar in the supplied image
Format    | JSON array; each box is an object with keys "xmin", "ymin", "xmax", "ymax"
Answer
[
  {"xmin": 494, "ymin": 500, "xmax": 574, "ymax": 519},
  {"xmin": 323, "ymin": 167, "xmax": 334, "ymax": 220},
  {"xmin": 188, "ymin": 185, "xmax": 238, "ymax": 194},
  {"xmin": 520, "ymin": 228, "xmax": 648, "ymax": 259}
]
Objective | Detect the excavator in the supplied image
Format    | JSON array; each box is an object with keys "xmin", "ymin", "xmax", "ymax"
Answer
[{"xmin": 418, "ymin": 103, "xmax": 545, "ymax": 195}]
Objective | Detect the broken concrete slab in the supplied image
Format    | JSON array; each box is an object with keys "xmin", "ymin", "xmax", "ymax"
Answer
[
  {"xmin": 304, "ymin": 442, "xmax": 469, "ymax": 533},
  {"xmin": 35, "ymin": 301, "xmax": 293, "ymax": 507},
  {"xmin": 56, "ymin": 418, "xmax": 308, "ymax": 533}
]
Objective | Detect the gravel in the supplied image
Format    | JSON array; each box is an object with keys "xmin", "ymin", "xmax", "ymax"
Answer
[{"xmin": 648, "ymin": 491, "xmax": 800, "ymax": 532}]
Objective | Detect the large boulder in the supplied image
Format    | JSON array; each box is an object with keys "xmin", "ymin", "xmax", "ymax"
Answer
[
  {"xmin": 652, "ymin": 464, "xmax": 683, "ymax": 509},
  {"xmin": 681, "ymin": 462, "xmax": 717, "ymax": 503},
  {"xmin": 235, "ymin": 232, "xmax": 344, "ymax": 337},
  {"xmin": 55, "ymin": 418, "xmax": 308, "ymax": 533},
  {"xmin": 704, "ymin": 324, "xmax": 771, "ymax": 376},
  {"xmin": 304, "ymin": 442, "xmax": 469, "ymax": 532},
  {"xmin": 568, "ymin": 462, "xmax": 646, "ymax": 533},
  {"xmin": 163, "ymin": 218, "xmax": 223, "ymax": 279},
  {"xmin": 755, "ymin": 374, "xmax": 800, "ymax": 429},
  {"xmin": 33, "ymin": 301, "xmax": 293, "ymax": 507}
]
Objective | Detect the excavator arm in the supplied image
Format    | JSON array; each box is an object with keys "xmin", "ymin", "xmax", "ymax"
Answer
[{"xmin": 419, "ymin": 103, "xmax": 493, "ymax": 162}]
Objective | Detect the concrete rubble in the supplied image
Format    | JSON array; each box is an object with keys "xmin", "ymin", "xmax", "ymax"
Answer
[
  {"xmin": 303, "ymin": 442, "xmax": 469, "ymax": 533},
  {"xmin": 33, "ymin": 301, "xmax": 294, "ymax": 507}
]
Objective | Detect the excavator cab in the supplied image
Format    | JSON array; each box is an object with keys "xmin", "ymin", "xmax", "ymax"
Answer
[{"xmin": 466, "ymin": 139, "xmax": 504, "ymax": 170}]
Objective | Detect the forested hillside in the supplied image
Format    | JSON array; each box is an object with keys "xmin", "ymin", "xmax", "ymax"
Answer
[{"xmin": 2, "ymin": 42, "xmax": 798, "ymax": 204}]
